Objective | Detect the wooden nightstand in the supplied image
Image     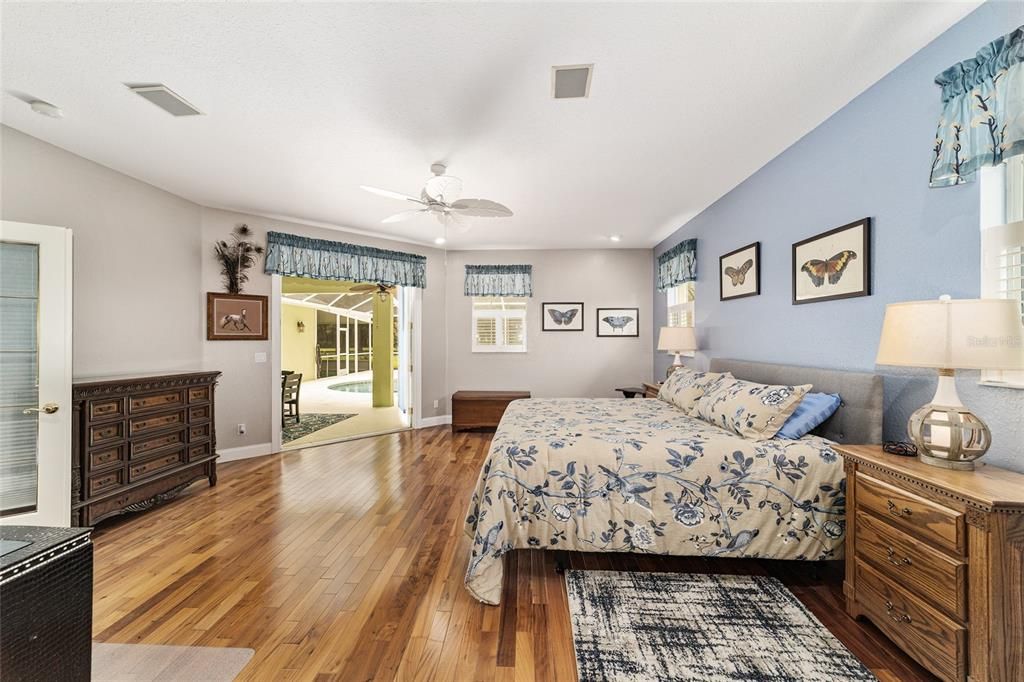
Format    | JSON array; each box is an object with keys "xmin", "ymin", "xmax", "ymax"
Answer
[
  {"xmin": 642, "ymin": 382, "xmax": 661, "ymax": 399},
  {"xmin": 836, "ymin": 445, "xmax": 1024, "ymax": 682}
]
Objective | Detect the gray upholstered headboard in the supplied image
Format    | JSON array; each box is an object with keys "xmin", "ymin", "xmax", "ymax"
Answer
[{"xmin": 708, "ymin": 359, "xmax": 883, "ymax": 445}]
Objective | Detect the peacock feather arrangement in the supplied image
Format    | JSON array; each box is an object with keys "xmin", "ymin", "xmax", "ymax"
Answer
[{"xmin": 214, "ymin": 224, "xmax": 264, "ymax": 294}]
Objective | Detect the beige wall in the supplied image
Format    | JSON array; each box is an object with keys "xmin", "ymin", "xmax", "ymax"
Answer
[
  {"xmin": 281, "ymin": 304, "xmax": 317, "ymax": 382},
  {"xmin": 2, "ymin": 126, "xmax": 657, "ymax": 454},
  {"xmin": 445, "ymin": 249, "xmax": 654, "ymax": 399},
  {"xmin": 1, "ymin": 126, "xmax": 204, "ymax": 376}
]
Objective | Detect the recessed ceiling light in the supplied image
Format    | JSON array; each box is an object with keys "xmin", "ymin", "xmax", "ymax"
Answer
[
  {"xmin": 434, "ymin": 237, "xmax": 446, "ymax": 245},
  {"xmin": 30, "ymin": 100, "xmax": 63, "ymax": 118},
  {"xmin": 609, "ymin": 235, "xmax": 622, "ymax": 242}
]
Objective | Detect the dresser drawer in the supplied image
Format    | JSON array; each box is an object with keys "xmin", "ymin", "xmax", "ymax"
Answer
[
  {"xmin": 188, "ymin": 441, "xmax": 211, "ymax": 461},
  {"xmin": 88, "ymin": 469, "xmax": 124, "ymax": 497},
  {"xmin": 88, "ymin": 444, "xmax": 126, "ymax": 472},
  {"xmin": 130, "ymin": 390, "xmax": 184, "ymax": 414},
  {"xmin": 855, "ymin": 511, "xmax": 966, "ymax": 619},
  {"xmin": 189, "ymin": 423, "xmax": 210, "ymax": 442},
  {"xmin": 857, "ymin": 472, "xmax": 964, "ymax": 554},
  {"xmin": 129, "ymin": 449, "xmax": 187, "ymax": 482},
  {"xmin": 188, "ymin": 386, "xmax": 210, "ymax": 403},
  {"xmin": 88, "ymin": 421, "xmax": 125, "ymax": 447},
  {"xmin": 88, "ymin": 397, "xmax": 126, "ymax": 422},
  {"xmin": 130, "ymin": 410, "xmax": 185, "ymax": 437},
  {"xmin": 130, "ymin": 429, "xmax": 187, "ymax": 458},
  {"xmin": 855, "ymin": 559, "xmax": 966, "ymax": 682},
  {"xmin": 188, "ymin": 405, "xmax": 210, "ymax": 422}
]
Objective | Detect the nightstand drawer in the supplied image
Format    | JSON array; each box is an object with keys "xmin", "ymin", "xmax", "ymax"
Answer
[
  {"xmin": 855, "ymin": 559, "xmax": 966, "ymax": 682},
  {"xmin": 855, "ymin": 511, "xmax": 966, "ymax": 620},
  {"xmin": 857, "ymin": 472, "xmax": 964, "ymax": 554}
]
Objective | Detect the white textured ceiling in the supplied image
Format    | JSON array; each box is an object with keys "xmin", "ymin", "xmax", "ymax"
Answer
[{"xmin": 1, "ymin": 2, "xmax": 979, "ymax": 249}]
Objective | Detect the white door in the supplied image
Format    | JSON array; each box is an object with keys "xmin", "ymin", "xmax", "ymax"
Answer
[
  {"xmin": 396, "ymin": 287, "xmax": 411, "ymax": 422},
  {"xmin": 0, "ymin": 221, "xmax": 73, "ymax": 527}
]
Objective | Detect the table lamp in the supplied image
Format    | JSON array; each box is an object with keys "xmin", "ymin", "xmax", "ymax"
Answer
[
  {"xmin": 876, "ymin": 296, "xmax": 1024, "ymax": 470},
  {"xmin": 658, "ymin": 326, "xmax": 698, "ymax": 378}
]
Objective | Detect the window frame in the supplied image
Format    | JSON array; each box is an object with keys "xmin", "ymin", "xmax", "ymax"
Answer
[
  {"xmin": 471, "ymin": 296, "xmax": 528, "ymax": 353},
  {"xmin": 665, "ymin": 281, "xmax": 696, "ymax": 357},
  {"xmin": 979, "ymin": 155, "xmax": 1024, "ymax": 389}
]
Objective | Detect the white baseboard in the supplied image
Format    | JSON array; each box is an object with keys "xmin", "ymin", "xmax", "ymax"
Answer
[
  {"xmin": 217, "ymin": 442, "xmax": 276, "ymax": 462},
  {"xmin": 415, "ymin": 414, "xmax": 452, "ymax": 429}
]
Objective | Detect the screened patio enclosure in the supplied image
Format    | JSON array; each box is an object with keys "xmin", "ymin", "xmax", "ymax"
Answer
[{"xmin": 282, "ymin": 282, "xmax": 398, "ymax": 381}]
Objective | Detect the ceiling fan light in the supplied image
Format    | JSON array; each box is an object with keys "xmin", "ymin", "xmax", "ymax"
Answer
[{"xmin": 434, "ymin": 237, "xmax": 446, "ymax": 245}]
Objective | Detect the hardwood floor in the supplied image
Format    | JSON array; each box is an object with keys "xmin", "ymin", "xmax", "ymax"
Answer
[{"xmin": 91, "ymin": 427, "xmax": 937, "ymax": 681}]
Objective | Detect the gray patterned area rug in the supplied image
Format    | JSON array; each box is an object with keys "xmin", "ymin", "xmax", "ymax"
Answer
[
  {"xmin": 92, "ymin": 643, "xmax": 253, "ymax": 681},
  {"xmin": 282, "ymin": 412, "xmax": 356, "ymax": 443},
  {"xmin": 565, "ymin": 570, "xmax": 876, "ymax": 682}
]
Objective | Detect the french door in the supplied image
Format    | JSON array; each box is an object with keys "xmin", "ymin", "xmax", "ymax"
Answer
[{"xmin": 0, "ymin": 221, "xmax": 73, "ymax": 527}]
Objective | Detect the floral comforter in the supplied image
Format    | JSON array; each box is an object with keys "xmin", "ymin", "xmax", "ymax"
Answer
[{"xmin": 464, "ymin": 398, "xmax": 847, "ymax": 605}]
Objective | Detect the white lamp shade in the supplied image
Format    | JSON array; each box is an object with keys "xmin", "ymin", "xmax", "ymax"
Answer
[
  {"xmin": 658, "ymin": 326, "xmax": 698, "ymax": 353},
  {"xmin": 876, "ymin": 298, "xmax": 1024, "ymax": 370}
]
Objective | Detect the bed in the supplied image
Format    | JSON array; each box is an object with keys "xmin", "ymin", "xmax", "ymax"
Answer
[{"xmin": 463, "ymin": 359, "xmax": 882, "ymax": 605}]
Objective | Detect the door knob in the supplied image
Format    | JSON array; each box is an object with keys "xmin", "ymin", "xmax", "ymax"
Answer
[{"xmin": 23, "ymin": 402, "xmax": 59, "ymax": 415}]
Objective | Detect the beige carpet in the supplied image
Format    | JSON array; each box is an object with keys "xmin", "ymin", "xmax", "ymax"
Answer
[{"xmin": 92, "ymin": 643, "xmax": 253, "ymax": 681}]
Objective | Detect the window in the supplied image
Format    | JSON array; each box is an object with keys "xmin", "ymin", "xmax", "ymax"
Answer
[
  {"xmin": 979, "ymin": 154, "xmax": 1024, "ymax": 388},
  {"xmin": 472, "ymin": 297, "xmax": 527, "ymax": 353},
  {"xmin": 665, "ymin": 281, "xmax": 696, "ymax": 356}
]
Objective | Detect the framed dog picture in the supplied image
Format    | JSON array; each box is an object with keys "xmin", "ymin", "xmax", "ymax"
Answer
[
  {"xmin": 206, "ymin": 292, "xmax": 269, "ymax": 340},
  {"xmin": 719, "ymin": 241, "xmax": 760, "ymax": 301},
  {"xmin": 596, "ymin": 307, "xmax": 639, "ymax": 337},
  {"xmin": 792, "ymin": 218, "xmax": 871, "ymax": 305},
  {"xmin": 542, "ymin": 302, "xmax": 584, "ymax": 331}
]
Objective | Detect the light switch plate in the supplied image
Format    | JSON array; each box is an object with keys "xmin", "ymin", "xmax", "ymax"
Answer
[{"xmin": 254, "ymin": 352, "xmax": 267, "ymax": 363}]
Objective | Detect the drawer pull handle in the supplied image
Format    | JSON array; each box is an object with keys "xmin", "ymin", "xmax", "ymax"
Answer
[
  {"xmin": 886, "ymin": 546, "xmax": 913, "ymax": 567},
  {"xmin": 886, "ymin": 500, "xmax": 913, "ymax": 518},
  {"xmin": 884, "ymin": 600, "xmax": 912, "ymax": 624}
]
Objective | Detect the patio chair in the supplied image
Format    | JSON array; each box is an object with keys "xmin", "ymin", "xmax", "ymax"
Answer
[{"xmin": 282, "ymin": 371, "xmax": 302, "ymax": 428}]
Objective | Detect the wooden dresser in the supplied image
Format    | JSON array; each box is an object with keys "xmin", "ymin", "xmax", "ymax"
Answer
[
  {"xmin": 71, "ymin": 371, "xmax": 220, "ymax": 526},
  {"xmin": 837, "ymin": 445, "xmax": 1024, "ymax": 682}
]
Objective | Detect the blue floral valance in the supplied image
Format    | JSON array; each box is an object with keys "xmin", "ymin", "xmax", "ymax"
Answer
[
  {"xmin": 464, "ymin": 264, "xmax": 533, "ymax": 297},
  {"xmin": 264, "ymin": 231, "xmax": 426, "ymax": 288},
  {"xmin": 656, "ymin": 238, "xmax": 697, "ymax": 291},
  {"xmin": 930, "ymin": 26, "xmax": 1024, "ymax": 187}
]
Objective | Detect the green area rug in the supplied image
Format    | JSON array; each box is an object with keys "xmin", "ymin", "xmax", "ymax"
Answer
[{"xmin": 283, "ymin": 412, "xmax": 356, "ymax": 443}]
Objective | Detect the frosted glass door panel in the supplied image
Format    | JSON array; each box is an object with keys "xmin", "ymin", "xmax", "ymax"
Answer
[{"xmin": 0, "ymin": 242, "xmax": 40, "ymax": 516}]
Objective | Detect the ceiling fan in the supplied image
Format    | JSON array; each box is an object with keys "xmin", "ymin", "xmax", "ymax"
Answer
[
  {"xmin": 349, "ymin": 282, "xmax": 395, "ymax": 298},
  {"xmin": 360, "ymin": 163, "xmax": 513, "ymax": 230}
]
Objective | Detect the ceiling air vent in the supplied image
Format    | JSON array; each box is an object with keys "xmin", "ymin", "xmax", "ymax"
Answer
[
  {"xmin": 552, "ymin": 64, "xmax": 593, "ymax": 99},
  {"xmin": 126, "ymin": 84, "xmax": 203, "ymax": 116}
]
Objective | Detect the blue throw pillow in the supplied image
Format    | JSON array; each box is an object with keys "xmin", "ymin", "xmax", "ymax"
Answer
[{"xmin": 775, "ymin": 392, "xmax": 841, "ymax": 440}]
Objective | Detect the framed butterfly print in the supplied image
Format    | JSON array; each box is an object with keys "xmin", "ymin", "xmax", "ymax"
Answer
[
  {"xmin": 596, "ymin": 307, "xmax": 639, "ymax": 337},
  {"xmin": 719, "ymin": 241, "xmax": 760, "ymax": 301},
  {"xmin": 542, "ymin": 302, "xmax": 584, "ymax": 331},
  {"xmin": 792, "ymin": 218, "xmax": 871, "ymax": 305}
]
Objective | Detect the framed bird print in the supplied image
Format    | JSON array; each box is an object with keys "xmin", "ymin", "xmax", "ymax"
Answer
[
  {"xmin": 719, "ymin": 241, "xmax": 760, "ymax": 301},
  {"xmin": 542, "ymin": 302, "xmax": 584, "ymax": 331},
  {"xmin": 596, "ymin": 307, "xmax": 639, "ymax": 337},
  {"xmin": 792, "ymin": 218, "xmax": 871, "ymax": 305}
]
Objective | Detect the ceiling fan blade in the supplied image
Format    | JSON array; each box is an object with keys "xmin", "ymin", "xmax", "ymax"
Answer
[
  {"xmin": 360, "ymin": 185, "xmax": 425, "ymax": 204},
  {"xmin": 382, "ymin": 209, "xmax": 429, "ymax": 223},
  {"xmin": 449, "ymin": 198, "xmax": 513, "ymax": 217},
  {"xmin": 349, "ymin": 283, "xmax": 378, "ymax": 293},
  {"xmin": 424, "ymin": 175, "xmax": 463, "ymax": 203}
]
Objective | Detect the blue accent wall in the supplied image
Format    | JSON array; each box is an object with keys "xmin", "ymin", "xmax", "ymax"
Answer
[{"xmin": 653, "ymin": 2, "xmax": 1024, "ymax": 472}]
